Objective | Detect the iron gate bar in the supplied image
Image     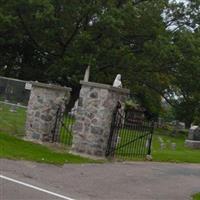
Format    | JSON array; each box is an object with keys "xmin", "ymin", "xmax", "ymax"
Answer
[
  {"xmin": 139, "ymin": 123, "xmax": 146, "ymax": 156},
  {"xmin": 51, "ymin": 105, "xmax": 62, "ymax": 143},
  {"xmin": 59, "ymin": 114, "xmax": 73, "ymax": 145},
  {"xmin": 112, "ymin": 133, "xmax": 151, "ymax": 154},
  {"xmin": 147, "ymin": 122, "xmax": 154, "ymax": 155},
  {"xmin": 51, "ymin": 104, "xmax": 75, "ymax": 146},
  {"xmin": 106, "ymin": 103, "xmax": 154, "ymax": 159},
  {"xmin": 105, "ymin": 108, "xmax": 118, "ymax": 157}
]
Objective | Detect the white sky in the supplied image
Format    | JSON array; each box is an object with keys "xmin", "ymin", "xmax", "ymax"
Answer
[{"xmin": 175, "ymin": 0, "xmax": 188, "ymax": 4}]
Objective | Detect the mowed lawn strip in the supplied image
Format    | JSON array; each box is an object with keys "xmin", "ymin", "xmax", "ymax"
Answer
[
  {"xmin": 152, "ymin": 130, "xmax": 200, "ymax": 163},
  {"xmin": 1, "ymin": 102, "xmax": 200, "ymax": 164},
  {"xmin": 0, "ymin": 132, "xmax": 97, "ymax": 164},
  {"xmin": 193, "ymin": 193, "xmax": 200, "ymax": 200},
  {"xmin": 0, "ymin": 103, "xmax": 26, "ymax": 137}
]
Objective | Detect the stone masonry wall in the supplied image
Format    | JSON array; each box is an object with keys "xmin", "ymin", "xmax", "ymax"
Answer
[
  {"xmin": 25, "ymin": 82, "xmax": 71, "ymax": 142},
  {"xmin": 72, "ymin": 81, "xmax": 130, "ymax": 157}
]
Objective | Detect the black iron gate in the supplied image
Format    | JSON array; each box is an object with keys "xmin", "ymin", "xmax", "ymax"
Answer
[
  {"xmin": 51, "ymin": 105, "xmax": 75, "ymax": 146},
  {"xmin": 106, "ymin": 103, "xmax": 154, "ymax": 159}
]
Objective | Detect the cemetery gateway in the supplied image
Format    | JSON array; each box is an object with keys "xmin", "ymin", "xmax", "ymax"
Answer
[{"xmin": 25, "ymin": 78, "xmax": 155, "ymax": 159}]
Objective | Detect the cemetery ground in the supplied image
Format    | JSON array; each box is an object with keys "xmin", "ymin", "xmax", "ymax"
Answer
[
  {"xmin": 193, "ymin": 193, "xmax": 200, "ymax": 200},
  {"xmin": 0, "ymin": 103, "xmax": 200, "ymax": 199},
  {"xmin": 0, "ymin": 103, "xmax": 96, "ymax": 164},
  {"xmin": 0, "ymin": 102, "xmax": 200, "ymax": 164}
]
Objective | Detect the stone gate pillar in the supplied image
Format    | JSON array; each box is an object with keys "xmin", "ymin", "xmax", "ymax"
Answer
[
  {"xmin": 25, "ymin": 82, "xmax": 71, "ymax": 142},
  {"xmin": 71, "ymin": 81, "xmax": 130, "ymax": 157}
]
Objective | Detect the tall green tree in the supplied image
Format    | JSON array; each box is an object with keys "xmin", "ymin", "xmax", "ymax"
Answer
[
  {"xmin": 0, "ymin": 0, "xmax": 199, "ymax": 123},
  {"xmin": 171, "ymin": 30, "xmax": 200, "ymax": 127}
]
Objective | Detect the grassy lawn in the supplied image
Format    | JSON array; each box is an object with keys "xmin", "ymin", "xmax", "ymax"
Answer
[
  {"xmin": 193, "ymin": 193, "xmax": 200, "ymax": 200},
  {"xmin": 0, "ymin": 131, "xmax": 96, "ymax": 164},
  {"xmin": 0, "ymin": 105, "xmax": 98, "ymax": 164},
  {"xmin": 0, "ymin": 102, "xmax": 199, "ymax": 164},
  {"xmin": 58, "ymin": 115, "xmax": 74, "ymax": 145},
  {"xmin": 0, "ymin": 103, "xmax": 26, "ymax": 137},
  {"xmin": 152, "ymin": 129, "xmax": 200, "ymax": 163}
]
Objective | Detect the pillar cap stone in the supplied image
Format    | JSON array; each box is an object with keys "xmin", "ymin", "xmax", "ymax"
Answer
[
  {"xmin": 80, "ymin": 81, "xmax": 130, "ymax": 94},
  {"xmin": 30, "ymin": 81, "xmax": 72, "ymax": 92}
]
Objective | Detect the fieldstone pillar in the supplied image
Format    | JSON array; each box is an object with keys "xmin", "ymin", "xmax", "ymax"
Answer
[
  {"xmin": 185, "ymin": 126, "xmax": 200, "ymax": 149},
  {"xmin": 25, "ymin": 82, "xmax": 71, "ymax": 142},
  {"xmin": 71, "ymin": 81, "xmax": 130, "ymax": 158}
]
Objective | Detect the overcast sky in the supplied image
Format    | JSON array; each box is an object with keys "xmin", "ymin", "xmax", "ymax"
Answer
[{"xmin": 175, "ymin": 0, "xmax": 188, "ymax": 4}]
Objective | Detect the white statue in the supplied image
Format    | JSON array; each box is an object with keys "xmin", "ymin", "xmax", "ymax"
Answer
[{"xmin": 113, "ymin": 74, "xmax": 122, "ymax": 88}]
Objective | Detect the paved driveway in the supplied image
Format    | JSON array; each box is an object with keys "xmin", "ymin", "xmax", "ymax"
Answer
[{"xmin": 0, "ymin": 159, "xmax": 200, "ymax": 200}]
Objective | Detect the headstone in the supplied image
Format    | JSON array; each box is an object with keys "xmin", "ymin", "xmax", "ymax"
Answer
[
  {"xmin": 167, "ymin": 140, "xmax": 171, "ymax": 143},
  {"xmin": 160, "ymin": 142, "xmax": 165, "ymax": 150},
  {"xmin": 146, "ymin": 154, "xmax": 152, "ymax": 161},
  {"xmin": 158, "ymin": 136, "xmax": 163, "ymax": 143},
  {"xmin": 117, "ymin": 136, "xmax": 121, "ymax": 145},
  {"xmin": 175, "ymin": 121, "xmax": 185, "ymax": 131},
  {"xmin": 9, "ymin": 105, "xmax": 17, "ymax": 113},
  {"xmin": 146, "ymin": 138, "xmax": 150, "ymax": 148},
  {"xmin": 185, "ymin": 126, "xmax": 200, "ymax": 149},
  {"xmin": 188, "ymin": 126, "xmax": 200, "ymax": 140},
  {"xmin": 158, "ymin": 117, "xmax": 164, "ymax": 128},
  {"xmin": 171, "ymin": 142, "xmax": 176, "ymax": 150}
]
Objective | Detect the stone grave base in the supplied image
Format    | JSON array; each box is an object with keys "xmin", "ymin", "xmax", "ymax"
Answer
[{"xmin": 185, "ymin": 140, "xmax": 200, "ymax": 149}]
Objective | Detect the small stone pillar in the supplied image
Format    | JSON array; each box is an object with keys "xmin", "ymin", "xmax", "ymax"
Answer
[
  {"xmin": 72, "ymin": 81, "xmax": 130, "ymax": 157},
  {"xmin": 185, "ymin": 126, "xmax": 200, "ymax": 149},
  {"xmin": 25, "ymin": 82, "xmax": 71, "ymax": 142}
]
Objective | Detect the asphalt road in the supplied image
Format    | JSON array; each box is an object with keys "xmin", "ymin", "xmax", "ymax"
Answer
[{"xmin": 0, "ymin": 159, "xmax": 200, "ymax": 200}]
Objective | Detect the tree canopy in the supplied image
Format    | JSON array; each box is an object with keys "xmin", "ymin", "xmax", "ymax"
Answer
[{"xmin": 0, "ymin": 0, "xmax": 199, "ymax": 126}]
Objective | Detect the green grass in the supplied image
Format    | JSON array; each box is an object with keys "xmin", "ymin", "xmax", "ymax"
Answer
[
  {"xmin": 59, "ymin": 115, "xmax": 74, "ymax": 145},
  {"xmin": 152, "ymin": 129, "xmax": 200, "ymax": 163},
  {"xmin": 0, "ymin": 102, "xmax": 200, "ymax": 164},
  {"xmin": 0, "ymin": 107, "xmax": 99, "ymax": 164},
  {"xmin": 0, "ymin": 102, "xmax": 74, "ymax": 143},
  {"xmin": 0, "ymin": 103, "xmax": 26, "ymax": 137},
  {"xmin": 0, "ymin": 131, "xmax": 96, "ymax": 164},
  {"xmin": 192, "ymin": 193, "xmax": 200, "ymax": 200}
]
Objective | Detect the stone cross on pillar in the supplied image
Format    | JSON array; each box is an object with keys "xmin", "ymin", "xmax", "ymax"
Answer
[{"xmin": 83, "ymin": 65, "xmax": 90, "ymax": 82}]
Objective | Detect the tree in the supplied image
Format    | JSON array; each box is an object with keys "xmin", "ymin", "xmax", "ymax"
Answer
[
  {"xmin": 171, "ymin": 30, "xmax": 200, "ymax": 127},
  {"xmin": 0, "ymin": 0, "xmax": 199, "ymax": 123}
]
